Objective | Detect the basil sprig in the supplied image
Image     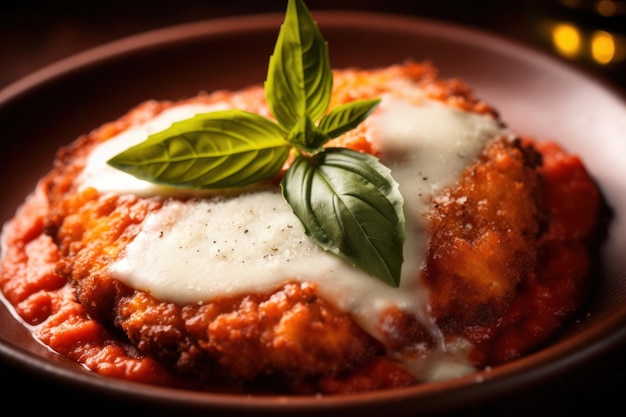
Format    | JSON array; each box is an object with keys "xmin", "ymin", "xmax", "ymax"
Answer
[{"xmin": 107, "ymin": 0, "xmax": 405, "ymax": 287}]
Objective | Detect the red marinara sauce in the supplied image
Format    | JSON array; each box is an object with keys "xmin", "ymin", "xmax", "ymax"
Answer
[
  {"xmin": 0, "ymin": 137, "xmax": 603, "ymax": 393},
  {"xmin": 467, "ymin": 139, "xmax": 603, "ymax": 365}
]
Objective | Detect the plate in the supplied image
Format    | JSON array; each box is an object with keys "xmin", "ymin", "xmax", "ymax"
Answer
[{"xmin": 1, "ymin": 11, "xmax": 626, "ymax": 416}]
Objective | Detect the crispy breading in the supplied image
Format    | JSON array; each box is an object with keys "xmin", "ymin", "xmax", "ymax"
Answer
[
  {"xmin": 116, "ymin": 282, "xmax": 383, "ymax": 383},
  {"xmin": 423, "ymin": 138, "xmax": 546, "ymax": 334},
  {"xmin": 0, "ymin": 61, "xmax": 599, "ymax": 393}
]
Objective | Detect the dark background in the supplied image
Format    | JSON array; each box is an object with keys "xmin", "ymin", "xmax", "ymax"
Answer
[
  {"xmin": 1, "ymin": 0, "xmax": 625, "ymax": 91},
  {"xmin": 1, "ymin": 0, "xmax": 625, "ymax": 415}
]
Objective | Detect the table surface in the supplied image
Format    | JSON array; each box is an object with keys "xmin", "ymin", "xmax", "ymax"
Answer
[{"xmin": 1, "ymin": 1, "xmax": 624, "ymax": 415}]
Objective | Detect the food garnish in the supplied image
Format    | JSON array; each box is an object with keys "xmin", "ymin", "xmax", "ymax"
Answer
[{"xmin": 107, "ymin": 0, "xmax": 404, "ymax": 287}]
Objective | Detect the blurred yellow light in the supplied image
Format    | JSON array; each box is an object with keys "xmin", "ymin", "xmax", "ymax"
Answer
[
  {"xmin": 591, "ymin": 30, "xmax": 616, "ymax": 64},
  {"xmin": 552, "ymin": 23, "xmax": 582, "ymax": 58}
]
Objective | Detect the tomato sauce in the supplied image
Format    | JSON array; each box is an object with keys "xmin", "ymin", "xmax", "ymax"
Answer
[
  {"xmin": 0, "ymin": 61, "xmax": 602, "ymax": 393},
  {"xmin": 467, "ymin": 139, "xmax": 602, "ymax": 365},
  {"xmin": 0, "ymin": 134, "xmax": 603, "ymax": 393}
]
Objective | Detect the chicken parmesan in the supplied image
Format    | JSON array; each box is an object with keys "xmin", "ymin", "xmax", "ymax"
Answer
[{"xmin": 0, "ymin": 58, "xmax": 603, "ymax": 394}]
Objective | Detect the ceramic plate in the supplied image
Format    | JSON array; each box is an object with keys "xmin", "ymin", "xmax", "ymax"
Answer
[{"xmin": 1, "ymin": 11, "xmax": 625, "ymax": 416}]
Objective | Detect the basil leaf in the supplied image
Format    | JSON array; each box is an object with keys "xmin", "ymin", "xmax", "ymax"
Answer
[
  {"xmin": 318, "ymin": 98, "xmax": 381, "ymax": 139},
  {"xmin": 265, "ymin": 0, "xmax": 332, "ymax": 129},
  {"xmin": 281, "ymin": 148, "xmax": 405, "ymax": 287},
  {"xmin": 107, "ymin": 109, "xmax": 291, "ymax": 189},
  {"xmin": 106, "ymin": 0, "xmax": 404, "ymax": 287},
  {"xmin": 287, "ymin": 115, "xmax": 329, "ymax": 154}
]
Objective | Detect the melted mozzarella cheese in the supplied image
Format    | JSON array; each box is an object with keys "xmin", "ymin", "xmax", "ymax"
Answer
[{"xmin": 78, "ymin": 88, "xmax": 508, "ymax": 379}]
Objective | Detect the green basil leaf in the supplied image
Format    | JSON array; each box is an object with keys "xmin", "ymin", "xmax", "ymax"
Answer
[
  {"xmin": 287, "ymin": 115, "xmax": 329, "ymax": 154},
  {"xmin": 281, "ymin": 148, "xmax": 405, "ymax": 287},
  {"xmin": 317, "ymin": 98, "xmax": 381, "ymax": 139},
  {"xmin": 265, "ymin": 0, "xmax": 332, "ymax": 129},
  {"xmin": 107, "ymin": 109, "xmax": 292, "ymax": 189},
  {"xmin": 105, "ymin": 0, "xmax": 403, "ymax": 287}
]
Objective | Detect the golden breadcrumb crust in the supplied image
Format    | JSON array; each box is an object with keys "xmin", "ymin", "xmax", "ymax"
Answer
[{"xmin": 0, "ymin": 61, "xmax": 601, "ymax": 393}]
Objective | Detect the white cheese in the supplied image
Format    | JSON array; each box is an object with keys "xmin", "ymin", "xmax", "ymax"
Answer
[{"xmin": 78, "ymin": 87, "xmax": 508, "ymax": 380}]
